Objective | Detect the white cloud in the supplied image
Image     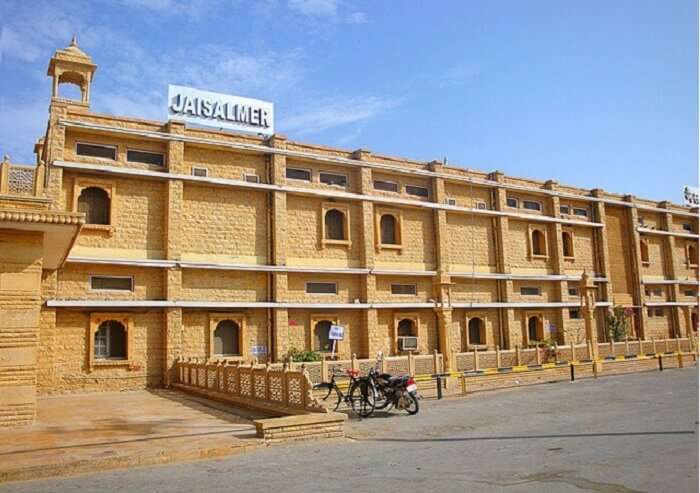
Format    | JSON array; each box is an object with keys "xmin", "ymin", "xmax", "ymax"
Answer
[
  {"xmin": 346, "ymin": 11, "xmax": 367, "ymax": 24},
  {"xmin": 280, "ymin": 96, "xmax": 401, "ymax": 135},
  {"xmin": 118, "ymin": 0, "xmax": 217, "ymax": 17},
  {"xmin": 288, "ymin": 0, "xmax": 339, "ymax": 17},
  {"xmin": 0, "ymin": 98, "xmax": 49, "ymax": 163}
]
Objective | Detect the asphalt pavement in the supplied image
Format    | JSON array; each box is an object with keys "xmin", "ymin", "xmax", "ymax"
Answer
[{"xmin": 1, "ymin": 367, "xmax": 697, "ymax": 493}]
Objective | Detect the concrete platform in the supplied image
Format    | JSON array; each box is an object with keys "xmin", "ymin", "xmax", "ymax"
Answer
[{"xmin": 0, "ymin": 389, "xmax": 267, "ymax": 483}]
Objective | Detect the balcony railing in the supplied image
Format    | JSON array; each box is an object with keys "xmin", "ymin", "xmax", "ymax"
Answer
[{"xmin": 0, "ymin": 158, "xmax": 45, "ymax": 197}]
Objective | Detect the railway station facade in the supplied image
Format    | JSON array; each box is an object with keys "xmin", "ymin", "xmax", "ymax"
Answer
[{"xmin": 0, "ymin": 40, "xmax": 698, "ymax": 426}]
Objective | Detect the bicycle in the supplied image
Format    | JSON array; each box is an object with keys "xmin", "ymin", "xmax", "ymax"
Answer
[{"xmin": 313, "ymin": 368, "xmax": 376, "ymax": 418}]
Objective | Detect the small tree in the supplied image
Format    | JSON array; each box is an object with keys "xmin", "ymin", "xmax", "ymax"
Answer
[{"xmin": 606, "ymin": 306, "xmax": 629, "ymax": 342}]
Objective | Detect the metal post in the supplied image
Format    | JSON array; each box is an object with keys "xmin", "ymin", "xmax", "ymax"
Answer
[
  {"xmin": 436, "ymin": 375, "xmax": 443, "ymax": 400},
  {"xmin": 570, "ymin": 363, "xmax": 575, "ymax": 382}
]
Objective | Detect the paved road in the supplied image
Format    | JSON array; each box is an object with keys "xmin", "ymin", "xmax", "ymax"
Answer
[{"xmin": 2, "ymin": 368, "xmax": 697, "ymax": 493}]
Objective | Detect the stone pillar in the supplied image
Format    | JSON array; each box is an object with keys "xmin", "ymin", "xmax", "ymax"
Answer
[
  {"xmin": 354, "ymin": 155, "xmax": 378, "ymax": 359},
  {"xmin": 546, "ymin": 181, "xmax": 568, "ymax": 344},
  {"xmin": 44, "ymin": 102, "xmax": 69, "ymax": 207},
  {"xmin": 0, "ymin": 231, "xmax": 43, "ymax": 427},
  {"xmin": 625, "ymin": 195, "xmax": 647, "ymax": 339},
  {"xmin": 490, "ymin": 171, "xmax": 514, "ymax": 348},
  {"xmin": 659, "ymin": 202, "xmax": 683, "ymax": 337},
  {"xmin": 581, "ymin": 270, "xmax": 599, "ymax": 360},
  {"xmin": 591, "ymin": 189, "xmax": 613, "ymax": 341},
  {"xmin": 269, "ymin": 135, "xmax": 288, "ymax": 362},
  {"xmin": 429, "ymin": 161, "xmax": 457, "ymax": 371}
]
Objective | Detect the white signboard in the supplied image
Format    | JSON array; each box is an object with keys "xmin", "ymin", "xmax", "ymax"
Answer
[
  {"xmin": 329, "ymin": 325, "xmax": 345, "ymax": 341},
  {"xmin": 683, "ymin": 185, "xmax": 699, "ymax": 207},
  {"xmin": 251, "ymin": 345, "xmax": 267, "ymax": 356},
  {"xmin": 168, "ymin": 84, "xmax": 274, "ymax": 136}
]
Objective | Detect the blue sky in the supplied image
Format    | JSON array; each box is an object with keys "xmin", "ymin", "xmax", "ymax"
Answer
[{"xmin": 0, "ymin": 0, "xmax": 697, "ymax": 202}]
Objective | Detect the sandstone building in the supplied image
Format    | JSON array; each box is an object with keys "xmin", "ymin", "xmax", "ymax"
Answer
[{"xmin": 0, "ymin": 40, "xmax": 698, "ymax": 426}]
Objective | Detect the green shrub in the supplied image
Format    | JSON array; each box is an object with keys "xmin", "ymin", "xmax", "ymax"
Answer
[
  {"xmin": 286, "ymin": 347, "xmax": 322, "ymax": 362},
  {"xmin": 606, "ymin": 306, "xmax": 629, "ymax": 342}
]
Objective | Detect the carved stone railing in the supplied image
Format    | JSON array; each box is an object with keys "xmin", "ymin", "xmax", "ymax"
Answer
[
  {"xmin": 0, "ymin": 159, "xmax": 45, "ymax": 197},
  {"xmin": 454, "ymin": 337, "xmax": 695, "ymax": 372},
  {"xmin": 174, "ymin": 359, "xmax": 327, "ymax": 415}
]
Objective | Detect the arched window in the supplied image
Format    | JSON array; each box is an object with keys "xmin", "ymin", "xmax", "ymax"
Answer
[
  {"xmin": 692, "ymin": 312, "xmax": 698, "ymax": 332},
  {"xmin": 468, "ymin": 317, "xmax": 484, "ymax": 345},
  {"xmin": 380, "ymin": 214, "xmax": 398, "ymax": 245},
  {"xmin": 397, "ymin": 318, "xmax": 416, "ymax": 337},
  {"xmin": 324, "ymin": 209, "xmax": 345, "ymax": 241},
  {"xmin": 213, "ymin": 320, "xmax": 240, "ymax": 356},
  {"xmin": 562, "ymin": 231, "xmax": 574, "ymax": 258},
  {"xmin": 640, "ymin": 239, "xmax": 649, "ymax": 264},
  {"xmin": 314, "ymin": 320, "xmax": 332, "ymax": 352},
  {"xmin": 78, "ymin": 187, "xmax": 110, "ymax": 225},
  {"xmin": 531, "ymin": 229, "xmax": 546, "ymax": 256},
  {"xmin": 94, "ymin": 320, "xmax": 127, "ymax": 359},
  {"xmin": 527, "ymin": 316, "xmax": 541, "ymax": 343},
  {"xmin": 687, "ymin": 244, "xmax": 698, "ymax": 266}
]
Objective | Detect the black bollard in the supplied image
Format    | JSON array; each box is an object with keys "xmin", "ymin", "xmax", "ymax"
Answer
[
  {"xmin": 436, "ymin": 375, "xmax": 443, "ymax": 400},
  {"xmin": 570, "ymin": 363, "xmax": 575, "ymax": 382}
]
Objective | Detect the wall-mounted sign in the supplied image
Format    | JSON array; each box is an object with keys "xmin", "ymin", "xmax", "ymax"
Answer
[
  {"xmin": 168, "ymin": 84, "xmax": 274, "ymax": 136},
  {"xmin": 329, "ymin": 325, "xmax": 345, "ymax": 341},
  {"xmin": 683, "ymin": 185, "xmax": 699, "ymax": 207},
  {"xmin": 251, "ymin": 345, "xmax": 267, "ymax": 356}
]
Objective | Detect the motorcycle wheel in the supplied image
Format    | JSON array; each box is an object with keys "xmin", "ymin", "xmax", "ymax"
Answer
[
  {"xmin": 373, "ymin": 387, "xmax": 392, "ymax": 410},
  {"xmin": 404, "ymin": 392, "xmax": 419, "ymax": 415}
]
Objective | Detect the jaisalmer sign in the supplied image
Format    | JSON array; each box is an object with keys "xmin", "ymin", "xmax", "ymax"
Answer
[{"xmin": 168, "ymin": 84, "xmax": 274, "ymax": 136}]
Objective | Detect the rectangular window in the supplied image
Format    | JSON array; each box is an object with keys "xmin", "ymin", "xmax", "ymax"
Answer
[
  {"xmin": 684, "ymin": 289, "xmax": 697, "ymax": 297},
  {"xmin": 244, "ymin": 174, "xmax": 260, "ymax": 183},
  {"xmin": 655, "ymin": 308, "xmax": 664, "ymax": 317},
  {"xmin": 76, "ymin": 143, "xmax": 117, "ymax": 160},
  {"xmin": 560, "ymin": 205, "xmax": 570, "ymax": 215},
  {"xmin": 90, "ymin": 275, "xmax": 133, "ymax": 291},
  {"xmin": 475, "ymin": 201, "xmax": 487, "ymax": 210},
  {"xmin": 373, "ymin": 180, "xmax": 399, "ymax": 192},
  {"xmin": 405, "ymin": 185, "xmax": 429, "ymax": 198},
  {"xmin": 446, "ymin": 198, "xmax": 457, "ymax": 206},
  {"xmin": 391, "ymin": 284, "xmax": 417, "ymax": 295},
  {"xmin": 573, "ymin": 208, "xmax": 589, "ymax": 217},
  {"xmin": 568, "ymin": 309, "xmax": 581, "ymax": 319},
  {"xmin": 682, "ymin": 223, "xmax": 693, "ymax": 232},
  {"xmin": 506, "ymin": 197, "xmax": 518, "ymax": 208},
  {"xmin": 647, "ymin": 308, "xmax": 654, "ymax": 317},
  {"xmin": 522, "ymin": 200, "xmax": 542, "ymax": 212},
  {"xmin": 319, "ymin": 172, "xmax": 347, "ymax": 187},
  {"xmin": 126, "ymin": 149, "xmax": 164, "ymax": 166},
  {"xmin": 568, "ymin": 287, "xmax": 578, "ymax": 296},
  {"xmin": 286, "ymin": 168, "xmax": 311, "ymax": 181},
  {"xmin": 192, "ymin": 167, "xmax": 208, "ymax": 177},
  {"xmin": 520, "ymin": 286, "xmax": 541, "ymax": 296},
  {"xmin": 305, "ymin": 282, "xmax": 337, "ymax": 294}
]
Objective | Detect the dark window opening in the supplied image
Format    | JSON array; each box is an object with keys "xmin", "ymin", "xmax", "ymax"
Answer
[
  {"xmin": 76, "ymin": 143, "xmax": 117, "ymax": 160},
  {"xmin": 127, "ymin": 149, "xmax": 164, "ymax": 166}
]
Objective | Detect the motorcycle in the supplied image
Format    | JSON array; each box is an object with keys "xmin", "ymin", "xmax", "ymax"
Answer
[{"xmin": 368, "ymin": 365, "xmax": 420, "ymax": 415}]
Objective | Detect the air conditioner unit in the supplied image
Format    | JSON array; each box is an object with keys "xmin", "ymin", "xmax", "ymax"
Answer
[
  {"xmin": 476, "ymin": 202, "xmax": 487, "ymax": 210},
  {"xmin": 398, "ymin": 336, "xmax": 419, "ymax": 351}
]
